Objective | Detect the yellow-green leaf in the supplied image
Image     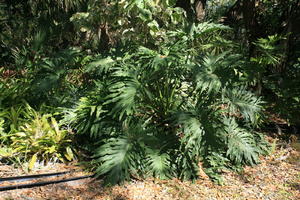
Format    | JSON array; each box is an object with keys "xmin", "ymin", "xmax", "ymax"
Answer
[
  {"xmin": 51, "ymin": 117, "xmax": 60, "ymax": 133},
  {"xmin": 64, "ymin": 147, "xmax": 74, "ymax": 161},
  {"xmin": 15, "ymin": 132, "xmax": 27, "ymax": 137},
  {"xmin": 48, "ymin": 145, "xmax": 56, "ymax": 153},
  {"xmin": 29, "ymin": 153, "xmax": 38, "ymax": 170},
  {"xmin": 0, "ymin": 147, "xmax": 13, "ymax": 157}
]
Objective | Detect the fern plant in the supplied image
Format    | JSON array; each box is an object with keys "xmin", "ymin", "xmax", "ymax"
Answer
[{"xmin": 65, "ymin": 23, "xmax": 270, "ymax": 184}]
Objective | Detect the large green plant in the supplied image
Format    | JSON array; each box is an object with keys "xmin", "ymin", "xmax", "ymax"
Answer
[{"xmin": 65, "ymin": 23, "xmax": 270, "ymax": 184}]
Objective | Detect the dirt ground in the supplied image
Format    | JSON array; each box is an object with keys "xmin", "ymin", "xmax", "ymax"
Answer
[{"xmin": 0, "ymin": 139, "xmax": 299, "ymax": 200}]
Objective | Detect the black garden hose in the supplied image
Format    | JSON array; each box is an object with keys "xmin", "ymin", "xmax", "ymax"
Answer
[
  {"xmin": 0, "ymin": 174, "xmax": 94, "ymax": 191},
  {"xmin": 0, "ymin": 170, "xmax": 74, "ymax": 182}
]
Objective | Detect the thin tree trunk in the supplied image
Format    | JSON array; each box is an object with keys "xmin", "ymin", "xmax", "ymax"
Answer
[
  {"xmin": 241, "ymin": 0, "xmax": 257, "ymax": 56},
  {"xmin": 279, "ymin": 0, "xmax": 300, "ymax": 75}
]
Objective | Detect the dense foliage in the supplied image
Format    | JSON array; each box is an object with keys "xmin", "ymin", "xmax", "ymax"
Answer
[{"xmin": 0, "ymin": 0, "xmax": 299, "ymax": 184}]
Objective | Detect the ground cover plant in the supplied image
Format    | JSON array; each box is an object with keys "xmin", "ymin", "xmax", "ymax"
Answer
[{"xmin": 0, "ymin": 0, "xmax": 299, "ymax": 190}]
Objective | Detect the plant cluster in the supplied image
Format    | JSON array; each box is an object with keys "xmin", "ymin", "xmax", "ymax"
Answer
[
  {"xmin": 64, "ymin": 24, "xmax": 270, "ymax": 184},
  {"xmin": 1, "ymin": 0, "xmax": 299, "ymax": 185},
  {"xmin": 0, "ymin": 103, "xmax": 75, "ymax": 170}
]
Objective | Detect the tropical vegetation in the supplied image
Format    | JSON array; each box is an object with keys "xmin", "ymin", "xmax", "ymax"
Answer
[{"xmin": 0, "ymin": 0, "xmax": 299, "ymax": 185}]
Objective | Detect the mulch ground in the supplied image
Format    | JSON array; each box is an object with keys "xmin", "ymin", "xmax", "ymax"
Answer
[{"xmin": 0, "ymin": 138, "xmax": 299, "ymax": 200}]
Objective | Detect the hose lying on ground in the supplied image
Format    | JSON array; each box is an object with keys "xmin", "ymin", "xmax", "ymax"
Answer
[
  {"xmin": 0, "ymin": 171, "xmax": 74, "ymax": 182},
  {"xmin": 0, "ymin": 171, "xmax": 95, "ymax": 191}
]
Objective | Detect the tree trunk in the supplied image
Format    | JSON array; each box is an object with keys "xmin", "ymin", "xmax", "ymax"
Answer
[
  {"xmin": 241, "ymin": 0, "xmax": 257, "ymax": 56},
  {"xmin": 279, "ymin": 0, "xmax": 300, "ymax": 75},
  {"xmin": 176, "ymin": 0, "xmax": 206, "ymax": 22},
  {"xmin": 195, "ymin": 0, "xmax": 206, "ymax": 21}
]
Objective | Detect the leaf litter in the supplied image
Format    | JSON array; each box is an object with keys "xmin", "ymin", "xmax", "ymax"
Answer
[{"xmin": 0, "ymin": 137, "xmax": 299, "ymax": 200}]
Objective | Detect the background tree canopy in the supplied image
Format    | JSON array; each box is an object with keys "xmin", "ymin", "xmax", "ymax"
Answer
[{"xmin": 0, "ymin": 0, "xmax": 299, "ymax": 185}]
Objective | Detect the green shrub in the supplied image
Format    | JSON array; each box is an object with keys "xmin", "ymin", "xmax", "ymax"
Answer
[{"xmin": 65, "ymin": 24, "xmax": 270, "ymax": 185}]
